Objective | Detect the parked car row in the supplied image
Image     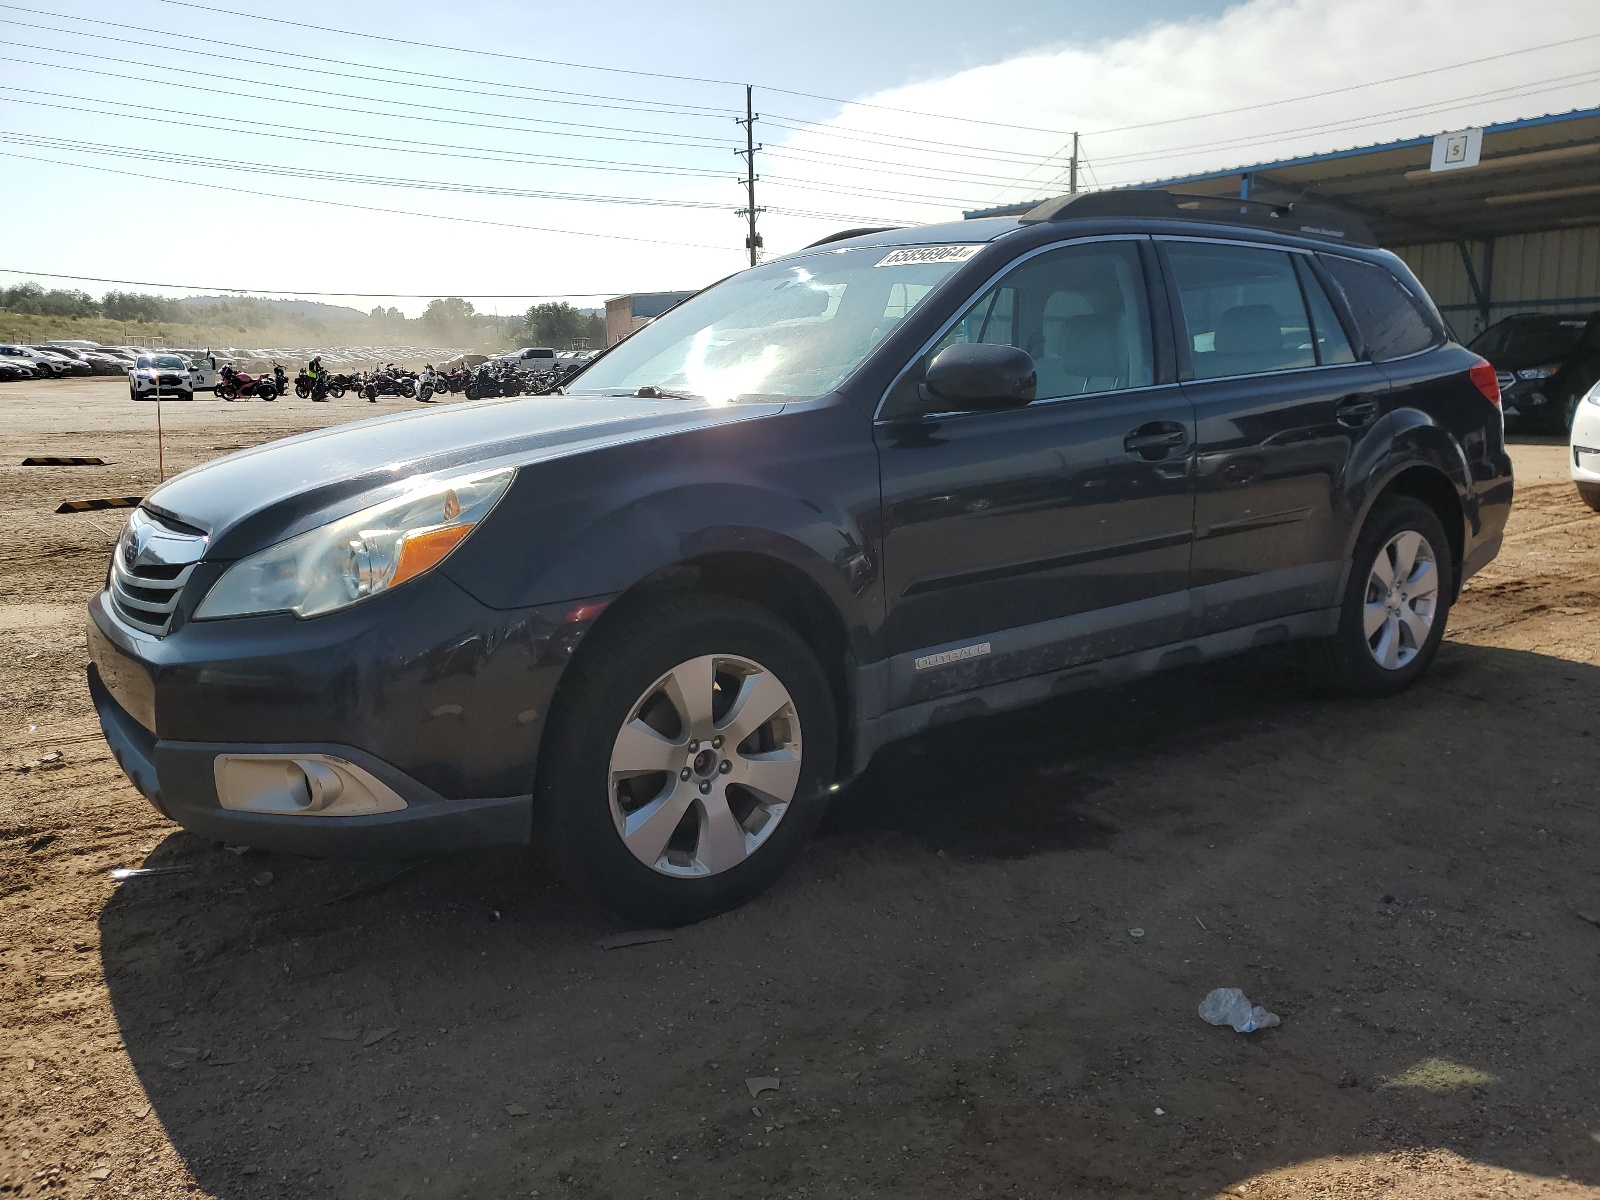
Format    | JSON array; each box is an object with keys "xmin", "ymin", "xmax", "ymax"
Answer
[{"xmin": 0, "ymin": 342, "xmax": 144, "ymax": 380}]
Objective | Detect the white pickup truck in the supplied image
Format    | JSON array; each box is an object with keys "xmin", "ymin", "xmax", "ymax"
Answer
[{"xmin": 493, "ymin": 346, "xmax": 558, "ymax": 374}]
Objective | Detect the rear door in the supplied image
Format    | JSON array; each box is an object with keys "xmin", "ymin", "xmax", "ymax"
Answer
[
  {"xmin": 875, "ymin": 237, "xmax": 1196, "ymax": 708},
  {"xmin": 1161, "ymin": 238, "xmax": 1390, "ymax": 634}
]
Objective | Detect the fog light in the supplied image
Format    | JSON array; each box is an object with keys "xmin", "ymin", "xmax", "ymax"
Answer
[{"xmin": 214, "ymin": 754, "xmax": 407, "ymax": 817}]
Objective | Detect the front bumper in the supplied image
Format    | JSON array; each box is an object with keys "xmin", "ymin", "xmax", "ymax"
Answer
[
  {"xmin": 1570, "ymin": 399, "xmax": 1600, "ymax": 484},
  {"xmin": 90, "ymin": 666, "xmax": 530, "ymax": 857},
  {"xmin": 86, "ymin": 570, "xmax": 609, "ymax": 858}
]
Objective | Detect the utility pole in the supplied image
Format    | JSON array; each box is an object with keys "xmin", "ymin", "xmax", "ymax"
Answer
[
  {"xmin": 735, "ymin": 85, "xmax": 764, "ymax": 267},
  {"xmin": 1068, "ymin": 131, "xmax": 1080, "ymax": 195}
]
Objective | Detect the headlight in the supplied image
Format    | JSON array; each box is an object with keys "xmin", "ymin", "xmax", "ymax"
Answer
[
  {"xmin": 1587, "ymin": 379, "xmax": 1600, "ymax": 407},
  {"xmin": 1516, "ymin": 365, "xmax": 1558, "ymax": 380},
  {"xmin": 194, "ymin": 467, "xmax": 514, "ymax": 620}
]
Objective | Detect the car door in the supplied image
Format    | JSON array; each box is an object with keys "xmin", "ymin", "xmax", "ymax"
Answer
[
  {"xmin": 875, "ymin": 237, "xmax": 1196, "ymax": 708},
  {"xmin": 1160, "ymin": 238, "xmax": 1390, "ymax": 635}
]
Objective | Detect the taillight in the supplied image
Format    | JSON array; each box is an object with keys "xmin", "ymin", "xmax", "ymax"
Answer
[{"xmin": 1468, "ymin": 357, "xmax": 1501, "ymax": 406}]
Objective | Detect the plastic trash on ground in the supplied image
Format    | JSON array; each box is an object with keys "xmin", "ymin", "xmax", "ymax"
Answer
[{"xmin": 1198, "ymin": 987, "xmax": 1280, "ymax": 1033}]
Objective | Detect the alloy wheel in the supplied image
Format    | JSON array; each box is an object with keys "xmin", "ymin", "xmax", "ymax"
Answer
[
  {"xmin": 608, "ymin": 654, "xmax": 802, "ymax": 877},
  {"xmin": 1363, "ymin": 529, "xmax": 1439, "ymax": 670}
]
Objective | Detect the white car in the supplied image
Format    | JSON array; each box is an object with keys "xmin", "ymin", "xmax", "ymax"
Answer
[
  {"xmin": 1569, "ymin": 377, "xmax": 1600, "ymax": 511},
  {"xmin": 128, "ymin": 353, "xmax": 196, "ymax": 401},
  {"xmin": 0, "ymin": 344, "xmax": 66, "ymax": 377}
]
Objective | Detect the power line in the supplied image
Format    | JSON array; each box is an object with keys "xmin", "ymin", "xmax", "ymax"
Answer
[
  {"xmin": 15, "ymin": 0, "xmax": 1600, "ymax": 150},
  {"xmin": 0, "ymin": 19, "xmax": 741, "ymax": 120},
  {"xmin": 762, "ymin": 174, "xmax": 1007, "ymax": 209},
  {"xmin": 0, "ymin": 88, "xmax": 732, "ymax": 177},
  {"xmin": 1, "ymin": 84, "xmax": 1042, "ymax": 209},
  {"xmin": 1084, "ymin": 29, "xmax": 1600, "ymax": 137},
  {"xmin": 1, "ymin": 146, "xmax": 906, "ymax": 230},
  {"xmin": 1087, "ymin": 69, "xmax": 1600, "ymax": 170},
  {"xmin": 0, "ymin": 132, "xmax": 746, "ymax": 211},
  {"xmin": 0, "ymin": 3, "xmax": 738, "ymax": 114},
  {"xmin": 0, "ymin": 54, "xmax": 739, "ymax": 148},
  {"xmin": 0, "ymin": 150, "xmax": 739, "ymax": 250},
  {"xmin": 761, "ymin": 30, "xmax": 1600, "ymax": 140},
  {"xmin": 765, "ymin": 118, "xmax": 1056, "ymax": 164},
  {"xmin": 763, "ymin": 145, "xmax": 1066, "ymax": 188},
  {"xmin": 151, "ymin": 0, "xmax": 745, "ymax": 88},
  {"xmin": 0, "ymin": 268, "xmax": 629, "ymax": 298}
]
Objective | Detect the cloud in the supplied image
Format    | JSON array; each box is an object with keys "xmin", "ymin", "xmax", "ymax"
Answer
[{"xmin": 758, "ymin": 0, "xmax": 1600, "ymax": 247}]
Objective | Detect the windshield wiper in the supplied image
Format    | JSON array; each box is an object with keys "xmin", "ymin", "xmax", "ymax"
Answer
[{"xmin": 632, "ymin": 384, "xmax": 699, "ymax": 400}]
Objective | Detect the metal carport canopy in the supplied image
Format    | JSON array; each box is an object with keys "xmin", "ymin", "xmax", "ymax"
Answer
[{"xmin": 1135, "ymin": 107, "xmax": 1600, "ymax": 244}]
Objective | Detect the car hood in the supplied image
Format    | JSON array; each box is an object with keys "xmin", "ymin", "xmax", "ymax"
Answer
[{"xmin": 142, "ymin": 392, "xmax": 783, "ymax": 560}]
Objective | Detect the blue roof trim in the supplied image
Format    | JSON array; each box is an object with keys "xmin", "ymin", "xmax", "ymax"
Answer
[{"xmin": 1136, "ymin": 105, "xmax": 1600, "ymax": 190}]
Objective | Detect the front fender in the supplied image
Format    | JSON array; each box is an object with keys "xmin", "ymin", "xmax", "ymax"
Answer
[{"xmin": 440, "ymin": 401, "xmax": 883, "ymax": 644}]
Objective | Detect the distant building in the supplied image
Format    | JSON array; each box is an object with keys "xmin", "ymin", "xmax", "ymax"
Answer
[{"xmin": 605, "ymin": 291, "xmax": 694, "ymax": 347}]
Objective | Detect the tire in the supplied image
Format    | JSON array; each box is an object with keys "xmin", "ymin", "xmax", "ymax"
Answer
[
  {"xmin": 295, "ymin": 385, "xmax": 310, "ymax": 399},
  {"xmin": 329, "ymin": 384, "xmax": 345, "ymax": 399},
  {"xmin": 129, "ymin": 383, "xmax": 137, "ymax": 402},
  {"xmin": 1577, "ymin": 482, "xmax": 1600, "ymax": 513},
  {"xmin": 1308, "ymin": 495, "xmax": 1453, "ymax": 698},
  {"xmin": 536, "ymin": 593, "xmax": 838, "ymax": 925},
  {"xmin": 400, "ymin": 380, "xmax": 416, "ymax": 398}
]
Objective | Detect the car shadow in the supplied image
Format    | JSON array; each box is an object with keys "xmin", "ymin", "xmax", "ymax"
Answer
[{"xmin": 99, "ymin": 641, "xmax": 1600, "ymax": 1198}]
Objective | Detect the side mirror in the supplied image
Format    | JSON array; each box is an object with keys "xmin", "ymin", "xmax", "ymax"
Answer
[{"xmin": 920, "ymin": 343, "xmax": 1036, "ymax": 410}]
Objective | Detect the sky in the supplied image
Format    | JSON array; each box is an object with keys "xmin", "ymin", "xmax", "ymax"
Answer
[{"xmin": 0, "ymin": 0, "xmax": 1597, "ymax": 316}]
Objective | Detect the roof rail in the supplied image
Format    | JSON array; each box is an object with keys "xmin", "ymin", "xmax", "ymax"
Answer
[
  {"xmin": 803, "ymin": 225, "xmax": 904, "ymax": 249},
  {"xmin": 1019, "ymin": 188, "xmax": 1375, "ymax": 246}
]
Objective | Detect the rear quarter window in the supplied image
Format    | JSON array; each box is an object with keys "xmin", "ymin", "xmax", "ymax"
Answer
[{"xmin": 1320, "ymin": 255, "xmax": 1441, "ymax": 361}]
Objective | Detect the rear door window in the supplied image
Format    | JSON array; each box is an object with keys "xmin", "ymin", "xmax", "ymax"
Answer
[
  {"xmin": 1319, "ymin": 255, "xmax": 1440, "ymax": 361},
  {"xmin": 1293, "ymin": 258, "xmax": 1356, "ymax": 365},
  {"xmin": 1165, "ymin": 242, "xmax": 1316, "ymax": 379}
]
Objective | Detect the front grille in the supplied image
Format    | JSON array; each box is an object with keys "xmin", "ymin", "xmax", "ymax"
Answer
[
  {"xmin": 108, "ymin": 510, "xmax": 207, "ymax": 636},
  {"xmin": 156, "ymin": 374, "xmax": 185, "ymax": 387}
]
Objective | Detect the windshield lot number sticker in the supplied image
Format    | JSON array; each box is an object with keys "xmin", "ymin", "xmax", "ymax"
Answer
[{"xmin": 876, "ymin": 245, "xmax": 983, "ymax": 268}]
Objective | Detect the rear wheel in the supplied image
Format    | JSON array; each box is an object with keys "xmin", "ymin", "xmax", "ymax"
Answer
[
  {"xmin": 537, "ymin": 593, "xmax": 837, "ymax": 925},
  {"xmin": 1309, "ymin": 495, "xmax": 1452, "ymax": 697}
]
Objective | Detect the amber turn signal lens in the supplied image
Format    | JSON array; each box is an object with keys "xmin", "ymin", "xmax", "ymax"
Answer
[{"xmin": 391, "ymin": 523, "xmax": 473, "ymax": 586}]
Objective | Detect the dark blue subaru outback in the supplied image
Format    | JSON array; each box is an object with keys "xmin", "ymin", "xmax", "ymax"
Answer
[{"xmin": 89, "ymin": 190, "xmax": 1513, "ymax": 922}]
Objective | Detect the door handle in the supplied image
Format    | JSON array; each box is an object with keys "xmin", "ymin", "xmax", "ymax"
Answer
[
  {"xmin": 1124, "ymin": 422, "xmax": 1188, "ymax": 460},
  {"xmin": 1336, "ymin": 395, "xmax": 1380, "ymax": 427}
]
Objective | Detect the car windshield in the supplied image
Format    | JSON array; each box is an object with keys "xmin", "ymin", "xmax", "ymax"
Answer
[
  {"xmin": 1470, "ymin": 316, "xmax": 1588, "ymax": 362},
  {"xmin": 569, "ymin": 244, "xmax": 981, "ymax": 402},
  {"xmin": 138, "ymin": 355, "xmax": 186, "ymax": 369}
]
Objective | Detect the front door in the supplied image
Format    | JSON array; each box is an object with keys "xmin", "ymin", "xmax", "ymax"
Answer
[
  {"xmin": 875, "ymin": 238, "xmax": 1196, "ymax": 708},
  {"xmin": 1160, "ymin": 238, "xmax": 1388, "ymax": 633}
]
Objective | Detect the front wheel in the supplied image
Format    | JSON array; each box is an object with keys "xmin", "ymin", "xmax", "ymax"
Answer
[
  {"xmin": 1576, "ymin": 482, "xmax": 1600, "ymax": 513},
  {"xmin": 536, "ymin": 593, "xmax": 837, "ymax": 925},
  {"xmin": 1308, "ymin": 495, "xmax": 1452, "ymax": 697},
  {"xmin": 295, "ymin": 385, "xmax": 311, "ymax": 399}
]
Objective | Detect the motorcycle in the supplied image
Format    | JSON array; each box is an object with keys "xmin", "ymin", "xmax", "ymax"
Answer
[
  {"xmin": 215, "ymin": 365, "xmax": 277, "ymax": 401},
  {"xmin": 416, "ymin": 365, "xmax": 438, "ymax": 403},
  {"xmin": 271, "ymin": 363, "xmax": 288, "ymax": 398},
  {"xmin": 358, "ymin": 369, "xmax": 415, "ymax": 402}
]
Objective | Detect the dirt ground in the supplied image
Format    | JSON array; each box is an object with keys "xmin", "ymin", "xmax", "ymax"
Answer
[{"xmin": 3, "ymin": 377, "xmax": 1599, "ymax": 1200}]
